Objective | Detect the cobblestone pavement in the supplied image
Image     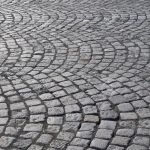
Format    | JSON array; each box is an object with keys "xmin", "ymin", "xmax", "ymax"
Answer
[{"xmin": 0, "ymin": 0, "xmax": 150, "ymax": 149}]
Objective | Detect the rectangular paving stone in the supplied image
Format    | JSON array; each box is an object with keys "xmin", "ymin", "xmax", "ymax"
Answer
[
  {"xmin": 24, "ymin": 123, "xmax": 43, "ymax": 132},
  {"xmin": 90, "ymin": 138, "xmax": 109, "ymax": 149}
]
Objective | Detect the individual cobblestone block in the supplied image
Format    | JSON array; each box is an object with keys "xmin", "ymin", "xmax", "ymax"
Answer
[
  {"xmin": 0, "ymin": 136, "xmax": 15, "ymax": 148},
  {"xmin": 10, "ymin": 102, "xmax": 25, "ymax": 110},
  {"xmin": 107, "ymin": 145, "xmax": 124, "ymax": 150},
  {"xmin": 39, "ymin": 93, "xmax": 53, "ymax": 100},
  {"xmin": 83, "ymin": 105, "xmax": 97, "ymax": 114},
  {"xmin": 37, "ymin": 134, "xmax": 53, "ymax": 144},
  {"xmin": 66, "ymin": 146, "xmax": 84, "ymax": 150},
  {"xmin": 76, "ymin": 131, "xmax": 93, "ymax": 139},
  {"xmin": 11, "ymin": 109, "xmax": 28, "ymax": 118},
  {"xmin": 24, "ymin": 124, "xmax": 43, "ymax": 132},
  {"xmin": 99, "ymin": 120, "xmax": 117, "ymax": 130},
  {"xmin": 0, "ymin": 96, "xmax": 5, "ymax": 102},
  {"xmin": 13, "ymin": 139, "xmax": 32, "ymax": 149},
  {"xmin": 62, "ymin": 122, "xmax": 80, "ymax": 132},
  {"xmin": 80, "ymin": 123, "xmax": 96, "ymax": 131},
  {"xmin": 65, "ymin": 86, "xmax": 79, "ymax": 94},
  {"xmin": 27, "ymin": 144, "xmax": 43, "ymax": 150},
  {"xmin": 127, "ymin": 144, "xmax": 147, "ymax": 150},
  {"xmin": 48, "ymin": 107, "xmax": 64, "ymax": 116},
  {"xmin": 90, "ymin": 138, "xmax": 109, "ymax": 149},
  {"xmin": 50, "ymin": 140, "xmax": 68, "ymax": 149},
  {"xmin": 111, "ymin": 136, "xmax": 130, "ymax": 146},
  {"xmin": 30, "ymin": 114, "xmax": 45, "ymax": 122},
  {"xmin": 119, "ymin": 121, "xmax": 136, "ymax": 129},
  {"xmin": 78, "ymin": 97, "xmax": 94, "ymax": 105},
  {"xmin": 46, "ymin": 125, "xmax": 60, "ymax": 133},
  {"xmin": 65, "ymin": 113, "xmax": 82, "ymax": 121},
  {"xmin": 136, "ymin": 108, "xmax": 150, "ymax": 118},
  {"xmin": 5, "ymin": 126, "xmax": 20, "ymax": 135},
  {"xmin": 53, "ymin": 90, "xmax": 67, "ymax": 98},
  {"xmin": 137, "ymin": 128, "xmax": 150, "ymax": 136},
  {"xmin": 71, "ymin": 138, "xmax": 90, "ymax": 147},
  {"xmin": 47, "ymin": 116, "xmax": 63, "ymax": 125},
  {"xmin": 29, "ymin": 105, "xmax": 46, "ymax": 114},
  {"xmin": 20, "ymin": 132, "xmax": 39, "ymax": 139},
  {"xmin": 60, "ymin": 96, "xmax": 77, "ymax": 105},
  {"xmin": 57, "ymin": 131, "xmax": 75, "ymax": 141},
  {"xmin": 65, "ymin": 104, "xmax": 80, "ymax": 113},
  {"xmin": 120, "ymin": 112, "xmax": 138, "ymax": 120},
  {"xmin": 44, "ymin": 99, "xmax": 61, "ymax": 107},
  {"xmin": 116, "ymin": 129, "xmax": 134, "ymax": 137},
  {"xmin": 26, "ymin": 99, "xmax": 41, "ymax": 106},
  {"xmin": 109, "ymin": 95, "xmax": 129, "ymax": 104},
  {"xmin": 100, "ymin": 110, "xmax": 118, "ymax": 119},
  {"xmin": 95, "ymin": 129, "xmax": 113, "ymax": 139},
  {"xmin": 84, "ymin": 115, "xmax": 99, "ymax": 123},
  {"xmin": 0, "ymin": 109, "xmax": 8, "ymax": 117},
  {"xmin": 132, "ymin": 136, "xmax": 149, "ymax": 146},
  {"xmin": 131, "ymin": 100, "xmax": 147, "ymax": 108},
  {"xmin": 117, "ymin": 103, "xmax": 133, "ymax": 112},
  {"xmin": 52, "ymin": 76, "xmax": 65, "ymax": 82}
]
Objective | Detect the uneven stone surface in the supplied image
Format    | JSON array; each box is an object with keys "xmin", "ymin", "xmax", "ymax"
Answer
[{"xmin": 0, "ymin": 0, "xmax": 150, "ymax": 149}]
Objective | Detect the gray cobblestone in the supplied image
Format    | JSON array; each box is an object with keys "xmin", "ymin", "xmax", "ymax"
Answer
[
  {"xmin": 0, "ymin": 0, "xmax": 150, "ymax": 149},
  {"xmin": 90, "ymin": 138, "xmax": 109, "ymax": 149}
]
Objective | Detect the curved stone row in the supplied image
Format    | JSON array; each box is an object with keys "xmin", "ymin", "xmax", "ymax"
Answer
[{"xmin": 0, "ymin": 0, "xmax": 150, "ymax": 150}]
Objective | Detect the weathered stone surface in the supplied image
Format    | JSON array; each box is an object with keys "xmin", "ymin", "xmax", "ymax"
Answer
[{"xmin": 0, "ymin": 0, "xmax": 150, "ymax": 149}]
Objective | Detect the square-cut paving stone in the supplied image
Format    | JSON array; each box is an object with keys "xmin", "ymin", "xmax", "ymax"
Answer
[
  {"xmin": 29, "ymin": 105, "xmax": 46, "ymax": 114},
  {"xmin": 80, "ymin": 123, "xmax": 96, "ymax": 131},
  {"xmin": 20, "ymin": 132, "xmax": 39, "ymax": 139},
  {"xmin": 46, "ymin": 125, "xmax": 60, "ymax": 133},
  {"xmin": 109, "ymin": 95, "xmax": 129, "ymax": 104},
  {"xmin": 71, "ymin": 138, "xmax": 90, "ymax": 147},
  {"xmin": 39, "ymin": 93, "xmax": 53, "ymax": 100},
  {"xmin": 111, "ymin": 136, "xmax": 130, "ymax": 146},
  {"xmin": 47, "ymin": 116, "xmax": 63, "ymax": 125},
  {"xmin": 76, "ymin": 131, "xmax": 93, "ymax": 139},
  {"xmin": 95, "ymin": 129, "xmax": 113, "ymax": 139},
  {"xmin": 57, "ymin": 131, "xmax": 75, "ymax": 141},
  {"xmin": 30, "ymin": 114, "xmax": 45, "ymax": 122},
  {"xmin": 83, "ymin": 105, "xmax": 97, "ymax": 114},
  {"xmin": 116, "ymin": 129, "xmax": 134, "ymax": 137},
  {"xmin": 117, "ymin": 103, "xmax": 133, "ymax": 112},
  {"xmin": 48, "ymin": 107, "xmax": 64, "ymax": 115},
  {"xmin": 37, "ymin": 134, "xmax": 53, "ymax": 144},
  {"xmin": 0, "ymin": 136, "xmax": 15, "ymax": 148},
  {"xmin": 27, "ymin": 144, "xmax": 43, "ymax": 150},
  {"xmin": 13, "ymin": 139, "xmax": 32, "ymax": 149},
  {"xmin": 62, "ymin": 122, "xmax": 80, "ymax": 132},
  {"xmin": 84, "ymin": 115, "xmax": 99, "ymax": 123},
  {"xmin": 99, "ymin": 120, "xmax": 117, "ymax": 130},
  {"xmin": 65, "ymin": 104, "xmax": 80, "ymax": 113},
  {"xmin": 90, "ymin": 138, "xmax": 109, "ymax": 149},
  {"xmin": 65, "ymin": 113, "xmax": 82, "ymax": 121},
  {"xmin": 120, "ymin": 112, "xmax": 138, "ymax": 120},
  {"xmin": 132, "ymin": 136, "xmax": 149, "ymax": 146},
  {"xmin": 127, "ymin": 144, "xmax": 147, "ymax": 150},
  {"xmin": 66, "ymin": 146, "xmax": 84, "ymax": 150},
  {"xmin": 107, "ymin": 145, "xmax": 124, "ymax": 150},
  {"xmin": 136, "ymin": 108, "xmax": 150, "ymax": 118},
  {"xmin": 50, "ymin": 140, "xmax": 68, "ymax": 149},
  {"xmin": 24, "ymin": 123, "xmax": 43, "ymax": 132}
]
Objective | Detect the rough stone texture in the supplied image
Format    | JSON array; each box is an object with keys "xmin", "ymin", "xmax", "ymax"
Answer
[{"xmin": 0, "ymin": 0, "xmax": 150, "ymax": 149}]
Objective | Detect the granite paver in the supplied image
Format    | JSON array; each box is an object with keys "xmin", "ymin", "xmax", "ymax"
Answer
[{"xmin": 0, "ymin": 0, "xmax": 150, "ymax": 149}]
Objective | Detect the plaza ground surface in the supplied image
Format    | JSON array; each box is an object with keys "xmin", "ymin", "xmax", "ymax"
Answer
[{"xmin": 0, "ymin": 0, "xmax": 150, "ymax": 149}]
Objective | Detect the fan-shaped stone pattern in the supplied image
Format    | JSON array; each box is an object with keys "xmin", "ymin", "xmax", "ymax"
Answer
[{"xmin": 0, "ymin": 0, "xmax": 150, "ymax": 149}]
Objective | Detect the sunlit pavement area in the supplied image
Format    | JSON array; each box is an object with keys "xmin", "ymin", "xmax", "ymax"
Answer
[{"xmin": 0, "ymin": 0, "xmax": 150, "ymax": 149}]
